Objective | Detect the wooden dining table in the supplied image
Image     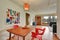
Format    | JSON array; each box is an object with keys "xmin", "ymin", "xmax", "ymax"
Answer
[{"xmin": 7, "ymin": 27, "xmax": 32, "ymax": 40}]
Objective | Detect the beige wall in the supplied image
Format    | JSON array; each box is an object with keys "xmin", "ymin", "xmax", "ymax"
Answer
[
  {"xmin": 0, "ymin": 0, "xmax": 35, "ymax": 30},
  {"xmin": 57, "ymin": 0, "xmax": 60, "ymax": 39},
  {"xmin": 0, "ymin": 0, "xmax": 23, "ymax": 29}
]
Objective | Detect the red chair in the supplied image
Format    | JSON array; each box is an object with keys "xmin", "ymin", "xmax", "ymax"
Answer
[
  {"xmin": 35, "ymin": 28, "xmax": 46, "ymax": 35},
  {"xmin": 31, "ymin": 28, "xmax": 46, "ymax": 40}
]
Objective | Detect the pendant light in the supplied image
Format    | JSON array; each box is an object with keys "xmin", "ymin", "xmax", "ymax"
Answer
[{"xmin": 24, "ymin": 3, "xmax": 30, "ymax": 11}]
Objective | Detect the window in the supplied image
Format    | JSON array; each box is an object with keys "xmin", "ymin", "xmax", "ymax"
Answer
[
  {"xmin": 44, "ymin": 16, "xmax": 49, "ymax": 19},
  {"xmin": 55, "ymin": 16, "xmax": 57, "ymax": 19},
  {"xmin": 42, "ymin": 16, "xmax": 57, "ymax": 23}
]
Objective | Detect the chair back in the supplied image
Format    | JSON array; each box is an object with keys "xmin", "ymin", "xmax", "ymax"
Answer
[{"xmin": 35, "ymin": 28, "xmax": 46, "ymax": 35}]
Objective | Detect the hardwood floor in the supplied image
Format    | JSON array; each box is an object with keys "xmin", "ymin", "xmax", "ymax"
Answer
[
  {"xmin": 7, "ymin": 34, "xmax": 59, "ymax": 40},
  {"xmin": 0, "ymin": 26, "xmax": 60, "ymax": 40},
  {"xmin": 7, "ymin": 35, "xmax": 59, "ymax": 40},
  {"xmin": 53, "ymin": 34, "xmax": 59, "ymax": 40}
]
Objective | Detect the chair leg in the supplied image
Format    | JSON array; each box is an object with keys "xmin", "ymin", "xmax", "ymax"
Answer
[
  {"xmin": 39, "ymin": 37, "xmax": 42, "ymax": 40},
  {"xmin": 18, "ymin": 36, "xmax": 19, "ymax": 40},
  {"xmin": 39, "ymin": 38, "xmax": 42, "ymax": 40},
  {"xmin": 31, "ymin": 37, "xmax": 34, "ymax": 40}
]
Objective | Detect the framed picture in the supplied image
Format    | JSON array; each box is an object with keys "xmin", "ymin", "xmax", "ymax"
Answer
[{"xmin": 6, "ymin": 9, "xmax": 20, "ymax": 24}]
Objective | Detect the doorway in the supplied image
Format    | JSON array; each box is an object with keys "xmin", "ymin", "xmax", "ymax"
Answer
[
  {"xmin": 26, "ymin": 13, "xmax": 30, "ymax": 25},
  {"xmin": 35, "ymin": 16, "xmax": 41, "ymax": 25}
]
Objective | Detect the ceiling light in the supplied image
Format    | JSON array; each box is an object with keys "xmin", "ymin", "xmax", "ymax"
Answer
[{"xmin": 24, "ymin": 3, "xmax": 30, "ymax": 11}]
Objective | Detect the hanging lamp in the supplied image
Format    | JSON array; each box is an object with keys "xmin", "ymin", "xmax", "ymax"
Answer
[{"xmin": 24, "ymin": 3, "xmax": 30, "ymax": 11}]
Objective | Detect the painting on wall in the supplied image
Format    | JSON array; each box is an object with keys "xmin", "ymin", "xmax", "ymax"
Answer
[{"xmin": 6, "ymin": 9, "xmax": 20, "ymax": 24}]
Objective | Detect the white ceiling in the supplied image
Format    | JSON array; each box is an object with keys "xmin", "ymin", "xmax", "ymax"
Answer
[{"xmin": 10, "ymin": 0, "xmax": 57, "ymax": 15}]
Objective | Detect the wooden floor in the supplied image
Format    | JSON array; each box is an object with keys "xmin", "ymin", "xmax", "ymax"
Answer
[
  {"xmin": 0, "ymin": 26, "xmax": 60, "ymax": 40},
  {"xmin": 53, "ymin": 34, "xmax": 59, "ymax": 40},
  {"xmin": 7, "ymin": 34, "xmax": 59, "ymax": 40}
]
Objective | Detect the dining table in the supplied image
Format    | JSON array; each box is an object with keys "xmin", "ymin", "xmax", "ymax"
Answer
[{"xmin": 7, "ymin": 27, "xmax": 32, "ymax": 40}]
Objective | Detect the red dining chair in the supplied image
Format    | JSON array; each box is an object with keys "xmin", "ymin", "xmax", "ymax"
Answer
[
  {"xmin": 31, "ymin": 28, "xmax": 46, "ymax": 40},
  {"xmin": 35, "ymin": 28, "xmax": 45, "ymax": 35}
]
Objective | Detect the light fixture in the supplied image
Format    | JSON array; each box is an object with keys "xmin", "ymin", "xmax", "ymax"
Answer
[{"xmin": 24, "ymin": 3, "xmax": 30, "ymax": 11}]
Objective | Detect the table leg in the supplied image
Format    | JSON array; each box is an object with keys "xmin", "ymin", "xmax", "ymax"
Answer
[
  {"xmin": 23, "ymin": 36, "xmax": 25, "ymax": 40},
  {"xmin": 9, "ymin": 32, "xmax": 11, "ymax": 40},
  {"xmin": 18, "ymin": 36, "xmax": 19, "ymax": 40}
]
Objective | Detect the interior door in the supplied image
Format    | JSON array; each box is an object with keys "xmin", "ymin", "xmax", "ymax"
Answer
[
  {"xmin": 35, "ymin": 16, "xmax": 41, "ymax": 25},
  {"xmin": 26, "ymin": 13, "xmax": 30, "ymax": 25}
]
